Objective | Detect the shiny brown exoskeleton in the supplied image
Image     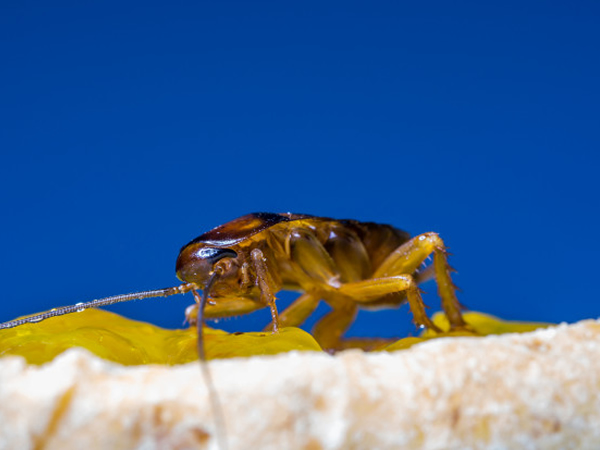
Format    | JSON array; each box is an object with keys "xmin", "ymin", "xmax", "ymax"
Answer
[{"xmin": 176, "ymin": 212, "xmax": 467, "ymax": 349}]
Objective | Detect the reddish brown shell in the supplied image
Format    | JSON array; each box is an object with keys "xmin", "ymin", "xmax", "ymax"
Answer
[{"xmin": 187, "ymin": 212, "xmax": 315, "ymax": 247}]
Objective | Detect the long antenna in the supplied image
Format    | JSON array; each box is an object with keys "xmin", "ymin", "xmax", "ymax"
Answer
[
  {"xmin": 0, "ymin": 283, "xmax": 199, "ymax": 330},
  {"xmin": 193, "ymin": 271, "xmax": 228, "ymax": 450}
]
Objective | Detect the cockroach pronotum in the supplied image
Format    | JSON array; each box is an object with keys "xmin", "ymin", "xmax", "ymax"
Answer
[{"xmin": 0, "ymin": 212, "xmax": 468, "ymax": 448}]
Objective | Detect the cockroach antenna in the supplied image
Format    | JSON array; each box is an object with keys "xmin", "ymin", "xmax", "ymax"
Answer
[
  {"xmin": 0, "ymin": 283, "xmax": 199, "ymax": 330},
  {"xmin": 192, "ymin": 269, "xmax": 229, "ymax": 450}
]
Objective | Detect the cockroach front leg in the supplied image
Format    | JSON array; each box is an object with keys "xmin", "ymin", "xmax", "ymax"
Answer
[
  {"xmin": 250, "ymin": 248, "xmax": 282, "ymax": 332},
  {"xmin": 264, "ymin": 291, "xmax": 321, "ymax": 331}
]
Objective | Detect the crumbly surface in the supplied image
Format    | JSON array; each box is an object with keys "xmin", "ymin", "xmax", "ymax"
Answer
[{"xmin": 1, "ymin": 319, "xmax": 600, "ymax": 450}]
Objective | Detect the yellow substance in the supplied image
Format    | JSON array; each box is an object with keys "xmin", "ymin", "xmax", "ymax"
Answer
[
  {"xmin": 0, "ymin": 309, "xmax": 551, "ymax": 365},
  {"xmin": 0, "ymin": 309, "xmax": 322, "ymax": 365},
  {"xmin": 384, "ymin": 311, "xmax": 551, "ymax": 351}
]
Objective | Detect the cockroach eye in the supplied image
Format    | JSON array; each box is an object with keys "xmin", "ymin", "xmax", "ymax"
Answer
[
  {"xmin": 196, "ymin": 247, "xmax": 238, "ymax": 263},
  {"xmin": 175, "ymin": 245, "xmax": 237, "ymax": 285}
]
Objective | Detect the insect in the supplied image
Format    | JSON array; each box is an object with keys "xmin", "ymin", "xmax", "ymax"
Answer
[{"xmin": 0, "ymin": 212, "xmax": 467, "ymax": 347}]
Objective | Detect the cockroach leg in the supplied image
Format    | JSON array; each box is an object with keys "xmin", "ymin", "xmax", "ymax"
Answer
[
  {"xmin": 373, "ymin": 232, "xmax": 467, "ymax": 330},
  {"xmin": 264, "ymin": 291, "xmax": 320, "ymax": 331},
  {"xmin": 250, "ymin": 248, "xmax": 281, "ymax": 332},
  {"xmin": 335, "ymin": 275, "xmax": 441, "ymax": 332},
  {"xmin": 311, "ymin": 302, "xmax": 358, "ymax": 351}
]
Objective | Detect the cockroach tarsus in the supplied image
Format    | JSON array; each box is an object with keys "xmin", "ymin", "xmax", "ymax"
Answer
[{"xmin": 0, "ymin": 212, "xmax": 469, "ymax": 450}]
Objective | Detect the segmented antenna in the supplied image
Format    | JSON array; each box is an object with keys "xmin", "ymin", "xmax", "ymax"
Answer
[
  {"xmin": 0, "ymin": 283, "xmax": 199, "ymax": 330},
  {"xmin": 193, "ymin": 271, "xmax": 229, "ymax": 450}
]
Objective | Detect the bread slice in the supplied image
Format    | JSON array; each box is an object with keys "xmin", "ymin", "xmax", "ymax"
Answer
[{"xmin": 1, "ymin": 318, "xmax": 599, "ymax": 449}]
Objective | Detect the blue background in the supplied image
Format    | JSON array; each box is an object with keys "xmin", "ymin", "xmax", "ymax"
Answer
[{"xmin": 2, "ymin": 1, "xmax": 599, "ymax": 339}]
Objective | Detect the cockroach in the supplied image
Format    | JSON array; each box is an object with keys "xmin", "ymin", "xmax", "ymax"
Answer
[
  {"xmin": 176, "ymin": 212, "xmax": 468, "ymax": 345},
  {"xmin": 0, "ymin": 212, "xmax": 468, "ymax": 448}
]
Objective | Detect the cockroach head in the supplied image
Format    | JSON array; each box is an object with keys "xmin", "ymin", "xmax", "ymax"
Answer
[{"xmin": 176, "ymin": 243, "xmax": 238, "ymax": 289}]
